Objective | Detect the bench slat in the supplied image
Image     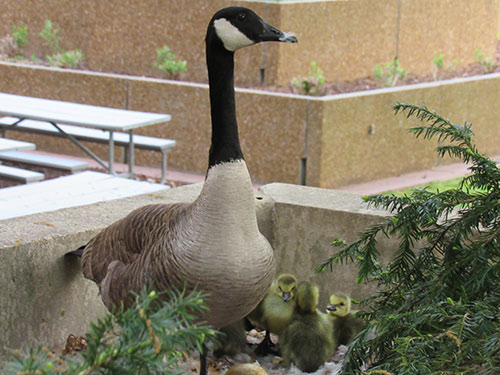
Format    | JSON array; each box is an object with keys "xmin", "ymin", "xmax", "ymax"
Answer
[
  {"xmin": 0, "ymin": 117, "xmax": 176, "ymax": 150},
  {"xmin": 0, "ymin": 171, "xmax": 168, "ymax": 220},
  {"xmin": 0, "ymin": 151, "xmax": 88, "ymax": 173},
  {"xmin": 0, "ymin": 165, "xmax": 45, "ymax": 183}
]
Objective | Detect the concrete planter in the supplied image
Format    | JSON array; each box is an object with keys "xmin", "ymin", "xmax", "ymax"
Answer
[
  {"xmin": 0, "ymin": 0, "xmax": 497, "ymax": 86},
  {"xmin": 0, "ymin": 62, "xmax": 499, "ymax": 187},
  {"xmin": 0, "ymin": 182, "xmax": 397, "ymax": 358}
]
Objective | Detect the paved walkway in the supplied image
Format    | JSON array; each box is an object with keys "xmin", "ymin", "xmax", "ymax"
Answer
[{"xmin": 22, "ymin": 150, "xmax": 499, "ymax": 195}]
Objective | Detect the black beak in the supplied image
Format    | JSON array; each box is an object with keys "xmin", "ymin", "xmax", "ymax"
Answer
[
  {"xmin": 326, "ymin": 304, "xmax": 337, "ymax": 312},
  {"xmin": 259, "ymin": 19, "xmax": 298, "ymax": 43},
  {"xmin": 282, "ymin": 291, "xmax": 291, "ymax": 302}
]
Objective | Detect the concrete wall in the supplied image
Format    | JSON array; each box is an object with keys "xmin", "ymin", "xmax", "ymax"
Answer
[
  {"xmin": 0, "ymin": 182, "xmax": 394, "ymax": 359},
  {"xmin": 0, "ymin": 0, "xmax": 497, "ymax": 86},
  {"xmin": 317, "ymin": 74, "xmax": 500, "ymax": 187},
  {"xmin": 1, "ymin": 62, "xmax": 499, "ymax": 188}
]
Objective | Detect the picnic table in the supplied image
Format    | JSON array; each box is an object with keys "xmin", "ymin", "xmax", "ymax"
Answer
[{"xmin": 0, "ymin": 93, "xmax": 172, "ymax": 178}]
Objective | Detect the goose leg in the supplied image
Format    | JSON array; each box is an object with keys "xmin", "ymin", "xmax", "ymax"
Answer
[
  {"xmin": 254, "ymin": 330, "xmax": 278, "ymax": 356},
  {"xmin": 199, "ymin": 343, "xmax": 208, "ymax": 375}
]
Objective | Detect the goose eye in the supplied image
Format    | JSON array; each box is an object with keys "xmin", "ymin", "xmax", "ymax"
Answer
[
  {"xmin": 340, "ymin": 303, "xmax": 344, "ymax": 306},
  {"xmin": 238, "ymin": 13, "xmax": 247, "ymax": 22}
]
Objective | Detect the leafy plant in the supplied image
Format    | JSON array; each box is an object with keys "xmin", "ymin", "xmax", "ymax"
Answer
[
  {"xmin": 432, "ymin": 53, "xmax": 445, "ymax": 70},
  {"xmin": 46, "ymin": 49, "xmax": 84, "ymax": 68},
  {"xmin": 291, "ymin": 61, "xmax": 326, "ymax": 96},
  {"xmin": 373, "ymin": 58, "xmax": 407, "ymax": 87},
  {"xmin": 319, "ymin": 103, "xmax": 500, "ymax": 374},
  {"xmin": 12, "ymin": 22, "xmax": 28, "ymax": 49},
  {"xmin": 153, "ymin": 45, "xmax": 187, "ymax": 78},
  {"xmin": 39, "ymin": 20, "xmax": 84, "ymax": 68},
  {"xmin": 474, "ymin": 49, "xmax": 497, "ymax": 73},
  {"xmin": 431, "ymin": 53, "xmax": 444, "ymax": 80},
  {"xmin": 2, "ymin": 288, "xmax": 217, "ymax": 374},
  {"xmin": 39, "ymin": 19, "xmax": 61, "ymax": 53}
]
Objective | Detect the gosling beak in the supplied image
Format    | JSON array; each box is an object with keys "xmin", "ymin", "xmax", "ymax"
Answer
[
  {"xmin": 282, "ymin": 291, "xmax": 291, "ymax": 302},
  {"xmin": 259, "ymin": 19, "xmax": 298, "ymax": 43},
  {"xmin": 326, "ymin": 304, "xmax": 337, "ymax": 312}
]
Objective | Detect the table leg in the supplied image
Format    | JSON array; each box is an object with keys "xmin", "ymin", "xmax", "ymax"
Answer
[
  {"xmin": 51, "ymin": 122, "xmax": 110, "ymax": 172},
  {"xmin": 128, "ymin": 130, "xmax": 134, "ymax": 177}
]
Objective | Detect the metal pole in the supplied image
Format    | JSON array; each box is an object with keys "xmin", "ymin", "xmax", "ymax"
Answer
[
  {"xmin": 108, "ymin": 130, "xmax": 115, "ymax": 175},
  {"xmin": 128, "ymin": 129, "xmax": 134, "ymax": 177},
  {"xmin": 51, "ymin": 122, "xmax": 111, "ymax": 172}
]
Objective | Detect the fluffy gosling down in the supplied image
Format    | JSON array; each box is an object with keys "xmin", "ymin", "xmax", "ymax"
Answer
[
  {"xmin": 247, "ymin": 273, "xmax": 298, "ymax": 354},
  {"xmin": 326, "ymin": 292, "xmax": 366, "ymax": 346},
  {"xmin": 280, "ymin": 281, "xmax": 335, "ymax": 373}
]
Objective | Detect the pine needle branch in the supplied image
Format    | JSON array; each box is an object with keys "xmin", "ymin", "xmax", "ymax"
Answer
[{"xmin": 323, "ymin": 103, "xmax": 500, "ymax": 375}]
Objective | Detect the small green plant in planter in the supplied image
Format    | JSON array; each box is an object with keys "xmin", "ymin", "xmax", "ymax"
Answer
[
  {"xmin": 474, "ymin": 48, "xmax": 497, "ymax": 73},
  {"xmin": 2, "ymin": 288, "xmax": 217, "ymax": 374},
  {"xmin": 431, "ymin": 53, "xmax": 445, "ymax": 80},
  {"xmin": 291, "ymin": 61, "xmax": 326, "ymax": 96},
  {"xmin": 46, "ymin": 49, "xmax": 84, "ymax": 68},
  {"xmin": 373, "ymin": 58, "xmax": 407, "ymax": 87},
  {"xmin": 39, "ymin": 19, "xmax": 61, "ymax": 53},
  {"xmin": 153, "ymin": 45, "xmax": 187, "ymax": 79},
  {"xmin": 39, "ymin": 20, "xmax": 84, "ymax": 68},
  {"xmin": 12, "ymin": 22, "xmax": 28, "ymax": 49}
]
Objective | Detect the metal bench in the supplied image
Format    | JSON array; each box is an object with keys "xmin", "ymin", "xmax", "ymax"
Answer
[
  {"xmin": 0, "ymin": 164, "xmax": 45, "ymax": 183},
  {"xmin": 0, "ymin": 151, "xmax": 88, "ymax": 173},
  {"xmin": 0, "ymin": 117, "xmax": 176, "ymax": 183}
]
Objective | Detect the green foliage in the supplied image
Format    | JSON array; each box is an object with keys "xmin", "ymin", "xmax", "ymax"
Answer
[
  {"xmin": 39, "ymin": 20, "xmax": 61, "ymax": 53},
  {"xmin": 431, "ymin": 54, "xmax": 461, "ymax": 81},
  {"xmin": 46, "ymin": 49, "xmax": 84, "ymax": 68},
  {"xmin": 474, "ymin": 49, "xmax": 497, "ymax": 73},
  {"xmin": 2, "ymin": 288, "xmax": 217, "ymax": 375},
  {"xmin": 12, "ymin": 22, "xmax": 28, "ymax": 49},
  {"xmin": 291, "ymin": 61, "xmax": 326, "ymax": 96},
  {"xmin": 432, "ymin": 53, "xmax": 445, "ymax": 70},
  {"xmin": 153, "ymin": 45, "xmax": 187, "ymax": 78},
  {"xmin": 319, "ymin": 103, "xmax": 500, "ymax": 374},
  {"xmin": 39, "ymin": 20, "xmax": 84, "ymax": 68},
  {"xmin": 373, "ymin": 58, "xmax": 407, "ymax": 87}
]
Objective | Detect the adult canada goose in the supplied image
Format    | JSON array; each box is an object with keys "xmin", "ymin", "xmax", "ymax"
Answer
[
  {"xmin": 280, "ymin": 281, "xmax": 334, "ymax": 372},
  {"xmin": 326, "ymin": 292, "xmax": 366, "ymax": 347},
  {"xmin": 247, "ymin": 273, "xmax": 298, "ymax": 355},
  {"xmin": 77, "ymin": 6, "xmax": 297, "ymax": 373}
]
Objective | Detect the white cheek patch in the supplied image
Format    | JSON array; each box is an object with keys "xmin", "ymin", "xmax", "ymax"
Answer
[{"xmin": 214, "ymin": 18, "xmax": 255, "ymax": 52}]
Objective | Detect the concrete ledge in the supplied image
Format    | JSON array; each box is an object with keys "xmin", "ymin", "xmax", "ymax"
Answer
[
  {"xmin": 0, "ymin": 182, "xmax": 395, "ymax": 358},
  {"xmin": 0, "ymin": 183, "xmax": 201, "ymax": 359}
]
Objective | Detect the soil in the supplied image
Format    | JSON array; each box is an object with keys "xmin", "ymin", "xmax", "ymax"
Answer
[
  {"xmin": 2, "ymin": 39, "xmax": 499, "ymax": 97},
  {"xmin": 256, "ymin": 61, "xmax": 500, "ymax": 96}
]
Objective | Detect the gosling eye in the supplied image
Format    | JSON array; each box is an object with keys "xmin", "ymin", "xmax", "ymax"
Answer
[
  {"xmin": 340, "ymin": 303, "xmax": 344, "ymax": 306},
  {"xmin": 238, "ymin": 13, "xmax": 247, "ymax": 22}
]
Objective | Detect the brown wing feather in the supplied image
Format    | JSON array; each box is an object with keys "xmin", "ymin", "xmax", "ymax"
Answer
[{"xmin": 81, "ymin": 203, "xmax": 190, "ymax": 285}]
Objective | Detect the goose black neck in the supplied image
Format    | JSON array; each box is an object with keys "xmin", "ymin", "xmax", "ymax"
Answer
[{"xmin": 206, "ymin": 38, "xmax": 244, "ymax": 168}]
